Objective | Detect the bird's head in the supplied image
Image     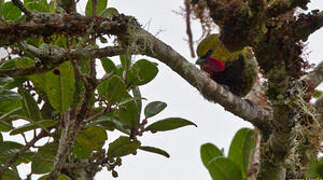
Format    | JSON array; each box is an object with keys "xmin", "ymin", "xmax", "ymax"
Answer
[
  {"xmin": 195, "ymin": 34, "xmax": 230, "ymax": 74},
  {"xmin": 196, "ymin": 49, "xmax": 225, "ymax": 73}
]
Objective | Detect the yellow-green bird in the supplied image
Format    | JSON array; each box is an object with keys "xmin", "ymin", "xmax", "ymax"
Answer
[{"xmin": 196, "ymin": 34, "xmax": 258, "ymax": 97}]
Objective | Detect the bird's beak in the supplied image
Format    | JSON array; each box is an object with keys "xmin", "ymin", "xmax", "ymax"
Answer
[{"xmin": 196, "ymin": 58, "xmax": 207, "ymax": 65}]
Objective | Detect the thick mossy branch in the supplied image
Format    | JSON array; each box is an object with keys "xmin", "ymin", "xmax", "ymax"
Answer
[
  {"xmin": 203, "ymin": 0, "xmax": 266, "ymax": 51},
  {"xmin": 0, "ymin": 13, "xmax": 129, "ymax": 46},
  {"xmin": 255, "ymin": 13, "xmax": 307, "ymax": 78},
  {"xmin": 291, "ymin": 10, "xmax": 323, "ymax": 42},
  {"xmin": 265, "ymin": 0, "xmax": 310, "ymax": 17},
  {"xmin": 122, "ymin": 26, "xmax": 273, "ymax": 131}
]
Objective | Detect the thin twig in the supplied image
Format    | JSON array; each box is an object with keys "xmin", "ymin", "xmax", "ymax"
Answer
[
  {"xmin": 184, "ymin": 0, "xmax": 195, "ymax": 58},
  {"xmin": 0, "ymin": 131, "xmax": 47, "ymax": 175},
  {"xmin": 92, "ymin": 0, "xmax": 97, "ymax": 16},
  {"xmin": 83, "ymin": 109, "xmax": 107, "ymax": 124},
  {"xmin": 0, "ymin": 45, "xmax": 126, "ymax": 77},
  {"xmin": 97, "ymin": 71, "xmax": 114, "ymax": 84},
  {"xmin": 12, "ymin": 0, "xmax": 33, "ymax": 18}
]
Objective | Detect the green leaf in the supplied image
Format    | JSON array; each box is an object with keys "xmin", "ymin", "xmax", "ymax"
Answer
[
  {"xmin": 72, "ymin": 141, "xmax": 92, "ymax": 159},
  {"xmin": 19, "ymin": 88, "xmax": 41, "ymax": 121},
  {"xmin": 58, "ymin": 175, "xmax": 72, "ymax": 180},
  {"xmin": 118, "ymin": 95, "xmax": 140, "ymax": 129},
  {"xmin": 228, "ymin": 128, "xmax": 256, "ymax": 178},
  {"xmin": 307, "ymin": 158, "xmax": 323, "ymax": 178},
  {"xmin": 100, "ymin": 57, "xmax": 117, "ymax": 74},
  {"xmin": 207, "ymin": 157, "xmax": 242, "ymax": 180},
  {"xmin": 0, "ymin": 89, "xmax": 22, "ymax": 102},
  {"xmin": 144, "ymin": 101, "xmax": 167, "ymax": 118},
  {"xmin": 39, "ymin": 174, "xmax": 72, "ymax": 180},
  {"xmin": 75, "ymin": 126, "xmax": 107, "ymax": 151},
  {"xmin": 115, "ymin": 65, "xmax": 124, "ymax": 77},
  {"xmin": 0, "ymin": 119, "xmax": 13, "ymax": 132},
  {"xmin": 88, "ymin": 115, "xmax": 114, "ymax": 130},
  {"xmin": 132, "ymin": 86, "xmax": 142, "ymax": 115},
  {"xmin": 120, "ymin": 54, "xmax": 132, "ymax": 71},
  {"xmin": 0, "ymin": 107, "xmax": 21, "ymax": 131},
  {"xmin": 97, "ymin": 75, "xmax": 126, "ymax": 104},
  {"xmin": 2, "ymin": 168, "xmax": 20, "ymax": 180},
  {"xmin": 127, "ymin": 59, "xmax": 158, "ymax": 86},
  {"xmin": 139, "ymin": 146, "xmax": 170, "ymax": 158},
  {"xmin": 100, "ymin": 7, "xmax": 119, "ymax": 18},
  {"xmin": 45, "ymin": 62, "xmax": 75, "ymax": 112},
  {"xmin": 0, "ymin": 89, "xmax": 22, "ymax": 119},
  {"xmin": 0, "ymin": 76, "xmax": 14, "ymax": 86},
  {"xmin": 72, "ymin": 126, "xmax": 107, "ymax": 158},
  {"xmin": 0, "ymin": 59, "xmax": 16, "ymax": 69},
  {"xmin": 2, "ymin": 2, "xmax": 21, "ymax": 21},
  {"xmin": 25, "ymin": 0, "xmax": 50, "ymax": 12},
  {"xmin": 200, "ymin": 143, "xmax": 223, "ymax": 167},
  {"xmin": 107, "ymin": 136, "xmax": 141, "ymax": 158},
  {"xmin": 40, "ymin": 102, "xmax": 55, "ymax": 120},
  {"xmin": 32, "ymin": 143, "xmax": 58, "ymax": 174},
  {"xmin": 0, "ymin": 141, "xmax": 34, "ymax": 165},
  {"xmin": 14, "ymin": 58, "xmax": 46, "ymax": 91},
  {"xmin": 0, "ymin": 133, "xmax": 2, "ymax": 142},
  {"xmin": 117, "ymin": 96, "xmax": 145, "ymax": 106},
  {"xmin": 10, "ymin": 120, "xmax": 57, "ymax": 135},
  {"xmin": 145, "ymin": 118, "xmax": 197, "ymax": 133},
  {"xmin": 3, "ymin": 78, "xmax": 26, "ymax": 90},
  {"xmin": 85, "ymin": 0, "xmax": 107, "ymax": 16},
  {"xmin": 312, "ymin": 90, "xmax": 323, "ymax": 98}
]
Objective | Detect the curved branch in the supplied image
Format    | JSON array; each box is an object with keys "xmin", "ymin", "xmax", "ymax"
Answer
[
  {"xmin": 303, "ymin": 60, "xmax": 323, "ymax": 88},
  {"xmin": 128, "ymin": 28, "xmax": 272, "ymax": 131}
]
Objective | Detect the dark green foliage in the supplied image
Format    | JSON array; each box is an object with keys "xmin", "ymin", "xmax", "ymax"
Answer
[{"xmin": 200, "ymin": 128, "xmax": 256, "ymax": 180}]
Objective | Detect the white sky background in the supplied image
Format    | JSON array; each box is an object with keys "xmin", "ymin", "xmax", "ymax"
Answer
[
  {"xmin": 0, "ymin": 0, "xmax": 322, "ymax": 179},
  {"xmin": 94, "ymin": 1, "xmax": 323, "ymax": 179}
]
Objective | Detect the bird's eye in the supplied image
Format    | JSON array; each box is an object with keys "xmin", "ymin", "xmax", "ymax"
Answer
[{"xmin": 206, "ymin": 49, "xmax": 214, "ymax": 57}]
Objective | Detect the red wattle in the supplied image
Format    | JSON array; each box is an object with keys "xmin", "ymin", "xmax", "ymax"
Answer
[{"xmin": 207, "ymin": 57, "xmax": 225, "ymax": 72}]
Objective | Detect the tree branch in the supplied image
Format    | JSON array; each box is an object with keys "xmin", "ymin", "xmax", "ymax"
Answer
[
  {"xmin": 48, "ymin": 109, "xmax": 80, "ymax": 180},
  {"xmin": 303, "ymin": 60, "xmax": 323, "ymax": 88},
  {"xmin": 314, "ymin": 95, "xmax": 323, "ymax": 128},
  {"xmin": 125, "ymin": 27, "xmax": 272, "ymax": 131},
  {"xmin": 0, "ymin": 13, "xmax": 129, "ymax": 46},
  {"xmin": 292, "ymin": 10, "xmax": 323, "ymax": 42},
  {"xmin": 12, "ymin": 0, "xmax": 34, "ymax": 18},
  {"xmin": 0, "ymin": 131, "xmax": 47, "ymax": 175},
  {"xmin": 0, "ymin": 45, "xmax": 126, "ymax": 77},
  {"xmin": 265, "ymin": 0, "xmax": 310, "ymax": 17}
]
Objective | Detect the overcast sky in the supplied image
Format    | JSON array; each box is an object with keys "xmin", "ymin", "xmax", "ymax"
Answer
[
  {"xmin": 1, "ymin": 0, "xmax": 322, "ymax": 179},
  {"xmin": 95, "ymin": 1, "xmax": 323, "ymax": 179}
]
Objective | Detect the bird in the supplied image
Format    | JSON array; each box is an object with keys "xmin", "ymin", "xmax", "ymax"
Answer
[{"xmin": 195, "ymin": 34, "xmax": 258, "ymax": 97}]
